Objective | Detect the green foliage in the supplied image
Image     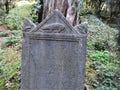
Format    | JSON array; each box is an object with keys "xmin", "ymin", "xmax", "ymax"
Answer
[
  {"xmin": 0, "ymin": 0, "xmax": 5, "ymax": 12},
  {"xmin": 28, "ymin": 0, "xmax": 35, "ymax": 2},
  {"xmin": 28, "ymin": 5, "xmax": 38, "ymax": 23},
  {"xmin": 2, "ymin": 36, "xmax": 16, "ymax": 47},
  {"xmin": 84, "ymin": 14, "xmax": 120, "ymax": 89},
  {"xmin": 0, "ymin": 2, "xmax": 29, "ymax": 90},
  {"xmin": 0, "ymin": 15, "xmax": 5, "ymax": 25},
  {"xmin": 29, "ymin": 0, "xmax": 42, "ymax": 23},
  {"xmin": 9, "ymin": 5, "xmax": 33, "ymax": 18},
  {"xmin": 2, "ymin": 33, "xmax": 21, "ymax": 47},
  {"xmin": 81, "ymin": 15, "xmax": 118, "ymax": 51},
  {"xmin": 0, "ymin": 8, "xmax": 5, "ymax": 17},
  {"xmin": 0, "ymin": 0, "xmax": 16, "ymax": 14},
  {"xmin": 0, "ymin": 31, "xmax": 9, "ymax": 37},
  {"xmin": 81, "ymin": 0, "xmax": 120, "ymax": 18},
  {"xmin": 0, "ymin": 48, "xmax": 21, "ymax": 90},
  {"xmin": 77, "ymin": 8, "xmax": 93, "ymax": 15},
  {"xmin": 0, "ymin": 48, "xmax": 4, "ymax": 54},
  {"xmin": 89, "ymin": 51, "xmax": 111, "ymax": 64},
  {"xmin": 0, "ymin": 4, "xmax": 33, "ymax": 30},
  {"xmin": 87, "ymin": 51, "xmax": 120, "ymax": 89},
  {"xmin": 4, "ymin": 14, "xmax": 23, "ymax": 30},
  {"xmin": 9, "ymin": 2, "xmax": 37, "ymax": 23}
]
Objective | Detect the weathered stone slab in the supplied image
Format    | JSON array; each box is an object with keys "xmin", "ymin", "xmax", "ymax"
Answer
[{"xmin": 21, "ymin": 10, "xmax": 87, "ymax": 90}]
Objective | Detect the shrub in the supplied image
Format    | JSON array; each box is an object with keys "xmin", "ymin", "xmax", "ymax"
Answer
[
  {"xmin": 9, "ymin": 5, "xmax": 33, "ymax": 18},
  {"xmin": 77, "ymin": 8, "xmax": 93, "ymax": 16},
  {"xmin": 4, "ymin": 14, "xmax": 23, "ymax": 30},
  {"xmin": 2, "ymin": 35, "xmax": 21, "ymax": 47},
  {"xmin": 89, "ymin": 50, "xmax": 111, "ymax": 64},
  {"xmin": 87, "ymin": 50, "xmax": 120, "ymax": 89},
  {"xmin": 0, "ymin": 31, "xmax": 9, "ymax": 37},
  {"xmin": 0, "ymin": 48, "xmax": 21, "ymax": 90},
  {"xmin": 81, "ymin": 15, "xmax": 118, "ymax": 51}
]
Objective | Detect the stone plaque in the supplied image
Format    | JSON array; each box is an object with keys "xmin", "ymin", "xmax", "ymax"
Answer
[{"xmin": 21, "ymin": 10, "xmax": 87, "ymax": 90}]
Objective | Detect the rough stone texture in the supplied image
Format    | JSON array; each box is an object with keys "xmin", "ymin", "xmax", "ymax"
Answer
[{"xmin": 21, "ymin": 10, "xmax": 87, "ymax": 90}]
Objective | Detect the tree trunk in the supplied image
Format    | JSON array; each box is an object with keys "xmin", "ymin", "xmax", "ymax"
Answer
[
  {"xmin": 5, "ymin": 0, "xmax": 9, "ymax": 14},
  {"xmin": 39, "ymin": 0, "xmax": 80, "ymax": 26}
]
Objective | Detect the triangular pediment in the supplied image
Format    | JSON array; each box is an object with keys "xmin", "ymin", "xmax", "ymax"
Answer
[{"xmin": 30, "ymin": 10, "xmax": 78, "ymax": 34}]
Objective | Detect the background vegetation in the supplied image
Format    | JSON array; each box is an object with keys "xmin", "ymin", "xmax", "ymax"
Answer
[{"xmin": 0, "ymin": 0, "xmax": 120, "ymax": 90}]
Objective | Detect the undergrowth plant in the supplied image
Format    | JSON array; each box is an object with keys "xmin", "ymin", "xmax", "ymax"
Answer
[
  {"xmin": 2, "ymin": 35, "xmax": 20, "ymax": 47},
  {"xmin": 89, "ymin": 51, "xmax": 111, "ymax": 64},
  {"xmin": 0, "ymin": 48, "xmax": 21, "ymax": 90},
  {"xmin": 0, "ymin": 31, "xmax": 9, "ymax": 37},
  {"xmin": 83, "ymin": 14, "xmax": 120, "ymax": 89},
  {"xmin": 4, "ymin": 14, "xmax": 23, "ymax": 30},
  {"xmin": 87, "ymin": 50, "xmax": 120, "ymax": 90}
]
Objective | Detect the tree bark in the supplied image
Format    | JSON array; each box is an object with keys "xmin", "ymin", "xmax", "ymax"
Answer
[
  {"xmin": 39, "ymin": 0, "xmax": 80, "ymax": 26},
  {"xmin": 5, "ymin": 0, "xmax": 9, "ymax": 14}
]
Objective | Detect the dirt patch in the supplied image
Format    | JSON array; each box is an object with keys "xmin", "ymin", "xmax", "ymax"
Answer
[
  {"xmin": 0, "ymin": 37, "xmax": 4, "ymax": 42},
  {"xmin": 0, "ymin": 25, "xmax": 9, "ymax": 32}
]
